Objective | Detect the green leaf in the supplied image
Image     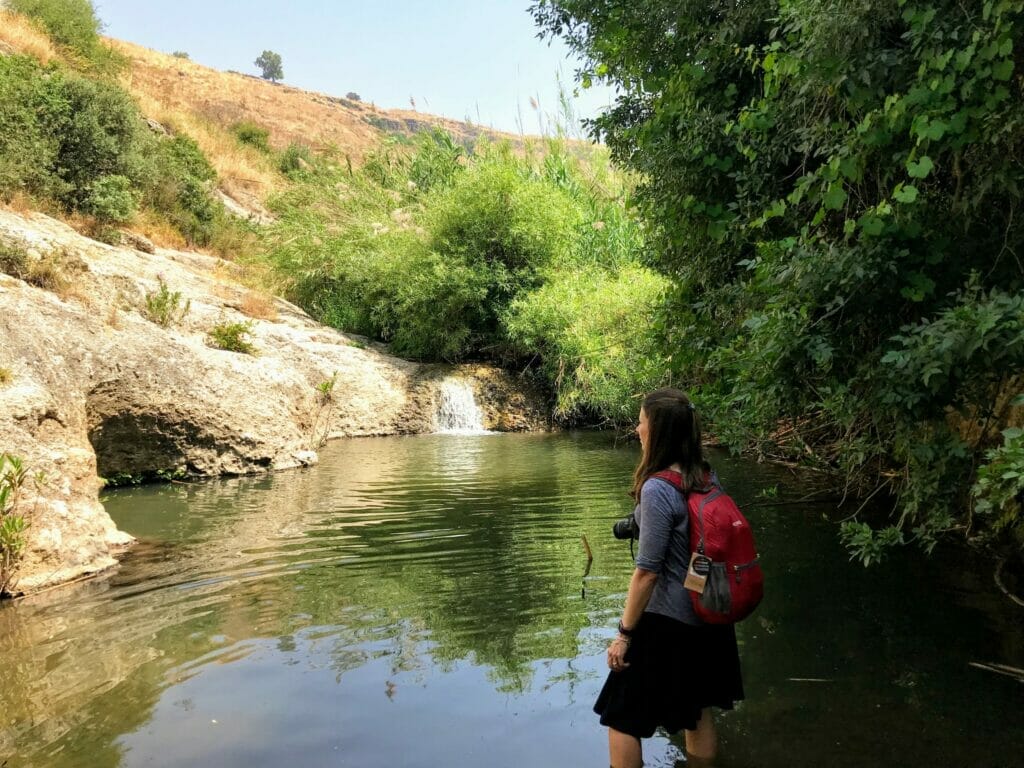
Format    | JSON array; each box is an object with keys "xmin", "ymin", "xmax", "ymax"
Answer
[
  {"xmin": 839, "ymin": 156, "xmax": 860, "ymax": 181},
  {"xmin": 860, "ymin": 216, "xmax": 885, "ymax": 236},
  {"xmin": 823, "ymin": 182, "xmax": 847, "ymax": 210},
  {"xmin": 925, "ymin": 120, "xmax": 947, "ymax": 140},
  {"xmin": 907, "ymin": 156, "xmax": 934, "ymax": 179},
  {"xmin": 992, "ymin": 59, "xmax": 1014, "ymax": 81},
  {"xmin": 893, "ymin": 184, "xmax": 919, "ymax": 204},
  {"xmin": 900, "ymin": 272, "xmax": 936, "ymax": 302}
]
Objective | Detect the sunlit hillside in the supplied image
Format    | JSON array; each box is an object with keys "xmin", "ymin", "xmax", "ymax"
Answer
[
  {"xmin": 0, "ymin": 11, "xmax": 521, "ymax": 212},
  {"xmin": 109, "ymin": 39, "xmax": 513, "ymax": 203}
]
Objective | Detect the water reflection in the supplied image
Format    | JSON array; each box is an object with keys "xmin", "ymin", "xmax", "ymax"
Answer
[{"xmin": 1, "ymin": 434, "xmax": 1022, "ymax": 768}]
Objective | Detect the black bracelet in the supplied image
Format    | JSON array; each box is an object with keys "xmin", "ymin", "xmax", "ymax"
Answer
[{"xmin": 617, "ymin": 620, "xmax": 634, "ymax": 637}]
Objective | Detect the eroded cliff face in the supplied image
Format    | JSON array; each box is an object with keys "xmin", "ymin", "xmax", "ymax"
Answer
[{"xmin": 0, "ymin": 209, "xmax": 548, "ymax": 595}]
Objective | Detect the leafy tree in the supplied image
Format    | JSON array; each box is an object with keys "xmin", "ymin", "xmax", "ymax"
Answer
[
  {"xmin": 533, "ymin": 0, "xmax": 1024, "ymax": 558},
  {"xmin": 254, "ymin": 50, "xmax": 284, "ymax": 83}
]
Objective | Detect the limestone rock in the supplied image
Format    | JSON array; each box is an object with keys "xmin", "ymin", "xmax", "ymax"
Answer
[
  {"xmin": 119, "ymin": 229, "xmax": 156, "ymax": 254},
  {"xmin": 0, "ymin": 209, "xmax": 548, "ymax": 595}
]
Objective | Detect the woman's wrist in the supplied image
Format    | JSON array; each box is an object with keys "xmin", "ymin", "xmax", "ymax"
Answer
[
  {"xmin": 617, "ymin": 620, "xmax": 635, "ymax": 637},
  {"xmin": 613, "ymin": 633, "xmax": 631, "ymax": 645}
]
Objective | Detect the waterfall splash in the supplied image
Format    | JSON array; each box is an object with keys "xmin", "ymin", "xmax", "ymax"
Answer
[{"xmin": 434, "ymin": 378, "xmax": 489, "ymax": 434}]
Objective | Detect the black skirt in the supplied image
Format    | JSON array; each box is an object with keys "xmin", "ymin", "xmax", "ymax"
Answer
[{"xmin": 593, "ymin": 611, "xmax": 744, "ymax": 739}]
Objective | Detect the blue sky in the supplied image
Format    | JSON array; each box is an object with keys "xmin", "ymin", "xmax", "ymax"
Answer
[{"xmin": 94, "ymin": 0, "xmax": 616, "ymax": 136}]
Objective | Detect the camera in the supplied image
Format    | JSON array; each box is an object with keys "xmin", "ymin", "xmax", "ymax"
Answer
[{"xmin": 612, "ymin": 514, "xmax": 638, "ymax": 540}]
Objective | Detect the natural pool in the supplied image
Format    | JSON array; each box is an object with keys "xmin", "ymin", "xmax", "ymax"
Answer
[{"xmin": 2, "ymin": 433, "xmax": 1022, "ymax": 767}]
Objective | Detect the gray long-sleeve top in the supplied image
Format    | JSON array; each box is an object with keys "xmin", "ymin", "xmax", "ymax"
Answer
[{"xmin": 634, "ymin": 477, "xmax": 701, "ymax": 626}]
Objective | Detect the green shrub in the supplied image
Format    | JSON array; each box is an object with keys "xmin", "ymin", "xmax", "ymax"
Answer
[
  {"xmin": 0, "ymin": 56, "xmax": 147, "ymax": 213},
  {"xmin": 278, "ymin": 142, "xmax": 312, "ymax": 175},
  {"xmin": 145, "ymin": 135, "xmax": 223, "ymax": 246},
  {"xmin": 0, "ymin": 242, "xmax": 30, "ymax": 280},
  {"xmin": 208, "ymin": 320, "xmax": 257, "ymax": 354},
  {"xmin": 143, "ymin": 277, "xmax": 190, "ymax": 327},
  {"xmin": 407, "ymin": 128, "xmax": 464, "ymax": 193},
  {"xmin": 0, "ymin": 47, "xmax": 228, "ymax": 248},
  {"xmin": 85, "ymin": 174, "xmax": 137, "ymax": 223},
  {"xmin": 974, "ymin": 423, "xmax": 1024, "ymax": 544},
  {"xmin": 53, "ymin": 75, "xmax": 150, "ymax": 210},
  {"xmin": 506, "ymin": 265, "xmax": 670, "ymax": 422},
  {"xmin": 233, "ymin": 121, "xmax": 271, "ymax": 153},
  {"xmin": 427, "ymin": 151, "xmax": 580, "ymax": 281},
  {"xmin": 171, "ymin": 51, "xmax": 189, "ymax": 59},
  {"xmin": 9, "ymin": 0, "xmax": 101, "ymax": 58},
  {"xmin": 0, "ymin": 56, "xmax": 68, "ymax": 202},
  {"xmin": 260, "ymin": 134, "xmax": 651, "ymax": 377},
  {"xmin": 0, "ymin": 453, "xmax": 30, "ymax": 597},
  {"xmin": 387, "ymin": 244, "xmax": 493, "ymax": 360}
]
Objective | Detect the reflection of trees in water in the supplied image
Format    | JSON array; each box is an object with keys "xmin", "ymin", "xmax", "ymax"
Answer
[{"xmin": 3, "ymin": 434, "xmax": 641, "ymax": 765}]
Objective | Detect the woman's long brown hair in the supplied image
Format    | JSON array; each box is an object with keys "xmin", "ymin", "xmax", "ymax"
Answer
[{"xmin": 630, "ymin": 388, "xmax": 707, "ymax": 499}]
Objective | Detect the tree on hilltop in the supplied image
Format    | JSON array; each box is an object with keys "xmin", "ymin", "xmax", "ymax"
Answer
[{"xmin": 254, "ymin": 50, "xmax": 283, "ymax": 83}]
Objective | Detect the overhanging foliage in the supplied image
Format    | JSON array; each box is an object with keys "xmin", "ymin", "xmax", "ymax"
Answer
[{"xmin": 533, "ymin": 0, "xmax": 1024, "ymax": 559}]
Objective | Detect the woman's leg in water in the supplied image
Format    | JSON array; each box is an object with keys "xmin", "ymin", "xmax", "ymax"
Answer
[
  {"xmin": 684, "ymin": 708, "xmax": 717, "ymax": 759},
  {"xmin": 608, "ymin": 727, "xmax": 642, "ymax": 768}
]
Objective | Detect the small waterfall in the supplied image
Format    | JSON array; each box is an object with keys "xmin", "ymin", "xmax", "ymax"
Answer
[{"xmin": 434, "ymin": 378, "xmax": 488, "ymax": 434}]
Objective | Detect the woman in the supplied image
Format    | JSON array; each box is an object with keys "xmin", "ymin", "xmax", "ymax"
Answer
[{"xmin": 594, "ymin": 388, "xmax": 744, "ymax": 767}]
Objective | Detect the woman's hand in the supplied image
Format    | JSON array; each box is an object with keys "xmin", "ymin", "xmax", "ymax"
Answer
[{"xmin": 607, "ymin": 634, "xmax": 630, "ymax": 671}]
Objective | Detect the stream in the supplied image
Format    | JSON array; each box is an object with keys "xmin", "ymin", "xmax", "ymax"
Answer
[{"xmin": 2, "ymin": 432, "xmax": 1022, "ymax": 767}]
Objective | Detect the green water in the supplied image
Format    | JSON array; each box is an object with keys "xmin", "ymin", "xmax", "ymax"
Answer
[{"xmin": 2, "ymin": 433, "xmax": 1022, "ymax": 767}]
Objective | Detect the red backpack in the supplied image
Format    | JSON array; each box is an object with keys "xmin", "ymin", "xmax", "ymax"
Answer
[{"xmin": 652, "ymin": 471, "xmax": 764, "ymax": 624}]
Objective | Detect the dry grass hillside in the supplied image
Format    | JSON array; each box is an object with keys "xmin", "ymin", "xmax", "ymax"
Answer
[
  {"xmin": 0, "ymin": 13, "xmax": 519, "ymax": 214},
  {"xmin": 110, "ymin": 39, "xmax": 510, "ymax": 204}
]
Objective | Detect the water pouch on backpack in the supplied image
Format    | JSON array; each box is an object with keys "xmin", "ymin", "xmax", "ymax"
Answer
[{"xmin": 698, "ymin": 561, "xmax": 732, "ymax": 615}]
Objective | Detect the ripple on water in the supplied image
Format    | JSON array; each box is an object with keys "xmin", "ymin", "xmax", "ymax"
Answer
[{"xmin": 2, "ymin": 433, "xmax": 1023, "ymax": 768}]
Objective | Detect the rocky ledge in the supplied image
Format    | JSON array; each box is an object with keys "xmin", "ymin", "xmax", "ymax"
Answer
[{"xmin": 0, "ymin": 209, "xmax": 549, "ymax": 595}]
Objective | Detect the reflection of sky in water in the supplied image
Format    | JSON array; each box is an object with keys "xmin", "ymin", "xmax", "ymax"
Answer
[
  {"xmin": 117, "ymin": 629, "xmax": 634, "ymax": 768},
  {"xmin": 2, "ymin": 433, "xmax": 1023, "ymax": 768}
]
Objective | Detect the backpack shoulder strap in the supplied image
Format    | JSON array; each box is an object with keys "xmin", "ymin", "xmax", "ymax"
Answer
[
  {"xmin": 650, "ymin": 470, "xmax": 719, "ymax": 496},
  {"xmin": 650, "ymin": 470, "xmax": 684, "ymax": 492},
  {"xmin": 649, "ymin": 470, "xmax": 723, "ymax": 555}
]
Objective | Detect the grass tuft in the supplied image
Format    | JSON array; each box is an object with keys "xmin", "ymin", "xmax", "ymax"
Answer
[{"xmin": 208, "ymin": 320, "xmax": 256, "ymax": 354}]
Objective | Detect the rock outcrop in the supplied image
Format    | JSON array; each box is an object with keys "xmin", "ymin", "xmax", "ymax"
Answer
[{"xmin": 0, "ymin": 209, "xmax": 548, "ymax": 595}]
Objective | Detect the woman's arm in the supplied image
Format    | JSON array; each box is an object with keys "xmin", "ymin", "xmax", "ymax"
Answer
[
  {"xmin": 608, "ymin": 568, "xmax": 659, "ymax": 670},
  {"xmin": 621, "ymin": 567, "xmax": 660, "ymax": 629},
  {"xmin": 607, "ymin": 479, "xmax": 676, "ymax": 669}
]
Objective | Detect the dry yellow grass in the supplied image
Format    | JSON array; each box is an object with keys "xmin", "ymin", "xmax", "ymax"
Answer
[
  {"xmin": 0, "ymin": 10, "xmax": 59, "ymax": 64},
  {"xmin": 108, "ymin": 39, "xmax": 515, "ymax": 176},
  {"xmin": 105, "ymin": 302, "xmax": 123, "ymax": 330},
  {"xmin": 129, "ymin": 89, "xmax": 281, "ymax": 204},
  {"xmin": 131, "ymin": 209, "xmax": 189, "ymax": 251},
  {"xmin": 1, "ymin": 191, "xmax": 42, "ymax": 216},
  {"xmin": 239, "ymin": 291, "xmax": 278, "ymax": 321},
  {"xmin": 112, "ymin": 39, "xmax": 380, "ymax": 158}
]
